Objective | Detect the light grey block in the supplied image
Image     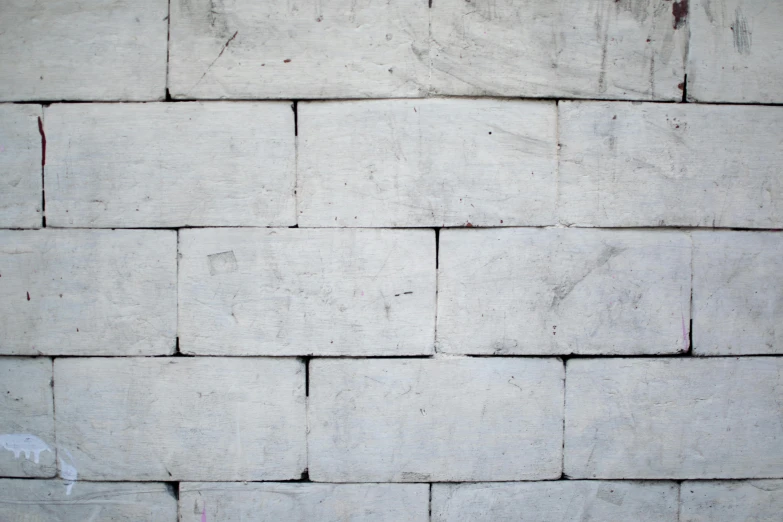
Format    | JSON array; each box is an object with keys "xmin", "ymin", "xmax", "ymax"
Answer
[
  {"xmin": 689, "ymin": 0, "xmax": 783, "ymax": 103},
  {"xmin": 0, "ymin": 105, "xmax": 42, "ymax": 228},
  {"xmin": 432, "ymin": 481, "xmax": 679, "ymax": 522},
  {"xmin": 54, "ymin": 358, "xmax": 306, "ymax": 481},
  {"xmin": 430, "ymin": 0, "xmax": 687, "ymax": 100},
  {"xmin": 298, "ymin": 99, "xmax": 557, "ymax": 227},
  {"xmin": 0, "ymin": 358, "xmax": 54, "ymax": 478},
  {"xmin": 169, "ymin": 0, "xmax": 428, "ymax": 99},
  {"xmin": 693, "ymin": 231, "xmax": 783, "ymax": 355},
  {"xmin": 565, "ymin": 358, "xmax": 783, "ymax": 479},
  {"xmin": 437, "ymin": 228, "xmax": 691, "ymax": 355},
  {"xmin": 559, "ymin": 102, "xmax": 783, "ymax": 228},
  {"xmin": 0, "ymin": 230, "xmax": 176, "ymax": 356},
  {"xmin": 45, "ymin": 102, "xmax": 295, "ymax": 228},
  {"xmin": 0, "ymin": 0, "xmax": 166, "ymax": 101},
  {"xmin": 681, "ymin": 480, "xmax": 783, "ymax": 522},
  {"xmin": 0, "ymin": 479, "xmax": 176, "ymax": 521},
  {"xmin": 309, "ymin": 358, "xmax": 564, "ymax": 482},
  {"xmin": 179, "ymin": 483, "xmax": 429, "ymax": 522},
  {"xmin": 179, "ymin": 228, "xmax": 435, "ymax": 356}
]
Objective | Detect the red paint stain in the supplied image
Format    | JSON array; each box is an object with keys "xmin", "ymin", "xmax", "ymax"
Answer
[
  {"xmin": 465, "ymin": 222, "xmax": 473, "ymax": 227},
  {"xmin": 26, "ymin": 292, "xmax": 30, "ymax": 301},
  {"xmin": 284, "ymin": 59, "xmax": 292, "ymax": 63},
  {"xmin": 677, "ymin": 82, "xmax": 684, "ymax": 90},
  {"xmin": 37, "ymin": 117, "xmax": 46, "ymax": 167},
  {"xmin": 672, "ymin": 0, "xmax": 688, "ymax": 29}
]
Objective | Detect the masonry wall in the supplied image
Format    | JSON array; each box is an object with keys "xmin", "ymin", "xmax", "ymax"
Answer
[{"xmin": 1, "ymin": 1, "xmax": 782, "ymax": 521}]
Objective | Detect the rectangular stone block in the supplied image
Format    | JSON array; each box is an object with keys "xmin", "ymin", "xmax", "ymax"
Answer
[
  {"xmin": 681, "ymin": 480, "xmax": 783, "ymax": 522},
  {"xmin": 298, "ymin": 99, "xmax": 557, "ymax": 227},
  {"xmin": 169, "ymin": 0, "xmax": 428, "ymax": 99},
  {"xmin": 45, "ymin": 102, "xmax": 295, "ymax": 227},
  {"xmin": 0, "ymin": 0, "xmax": 166, "ymax": 101},
  {"xmin": 54, "ymin": 358, "xmax": 306, "ymax": 481},
  {"xmin": 693, "ymin": 231, "xmax": 783, "ymax": 355},
  {"xmin": 180, "ymin": 483, "xmax": 429, "ymax": 522},
  {"xmin": 430, "ymin": 0, "xmax": 687, "ymax": 100},
  {"xmin": 309, "ymin": 358, "xmax": 564, "ymax": 482},
  {"xmin": 0, "ymin": 105, "xmax": 42, "ymax": 228},
  {"xmin": 0, "ymin": 358, "xmax": 54, "ymax": 478},
  {"xmin": 565, "ymin": 358, "xmax": 783, "ymax": 479},
  {"xmin": 0, "ymin": 230, "xmax": 176, "ymax": 356},
  {"xmin": 689, "ymin": 0, "xmax": 783, "ymax": 103},
  {"xmin": 179, "ymin": 228, "xmax": 435, "ymax": 355},
  {"xmin": 0, "ymin": 479, "xmax": 176, "ymax": 521},
  {"xmin": 438, "ymin": 228, "xmax": 691, "ymax": 355},
  {"xmin": 432, "ymin": 481, "xmax": 679, "ymax": 522},
  {"xmin": 559, "ymin": 102, "xmax": 783, "ymax": 228}
]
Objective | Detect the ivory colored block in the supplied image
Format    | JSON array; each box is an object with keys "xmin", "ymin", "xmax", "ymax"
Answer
[
  {"xmin": 430, "ymin": 0, "xmax": 687, "ymax": 100},
  {"xmin": 180, "ymin": 483, "xmax": 429, "ymax": 522},
  {"xmin": 681, "ymin": 480, "xmax": 783, "ymax": 522},
  {"xmin": 0, "ymin": 358, "xmax": 55, "ymax": 478},
  {"xmin": 169, "ymin": 0, "xmax": 428, "ymax": 99},
  {"xmin": 559, "ymin": 102, "xmax": 783, "ymax": 228},
  {"xmin": 0, "ymin": 479, "xmax": 176, "ymax": 521},
  {"xmin": 565, "ymin": 358, "xmax": 783, "ymax": 479},
  {"xmin": 54, "ymin": 358, "xmax": 306, "ymax": 481},
  {"xmin": 432, "ymin": 481, "xmax": 679, "ymax": 522},
  {"xmin": 309, "ymin": 358, "xmax": 564, "ymax": 482},
  {"xmin": 438, "ymin": 228, "xmax": 691, "ymax": 355},
  {"xmin": 45, "ymin": 102, "xmax": 295, "ymax": 227},
  {"xmin": 298, "ymin": 99, "xmax": 557, "ymax": 227},
  {"xmin": 179, "ymin": 228, "xmax": 435, "ymax": 355},
  {"xmin": 0, "ymin": 230, "xmax": 176, "ymax": 356},
  {"xmin": 693, "ymin": 231, "xmax": 783, "ymax": 355},
  {"xmin": 0, "ymin": 105, "xmax": 42, "ymax": 228},
  {"xmin": 0, "ymin": 0, "xmax": 166, "ymax": 101}
]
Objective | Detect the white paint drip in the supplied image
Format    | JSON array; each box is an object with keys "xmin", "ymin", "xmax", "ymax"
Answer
[
  {"xmin": 59, "ymin": 447, "xmax": 78, "ymax": 496},
  {"xmin": 0, "ymin": 434, "xmax": 52, "ymax": 463}
]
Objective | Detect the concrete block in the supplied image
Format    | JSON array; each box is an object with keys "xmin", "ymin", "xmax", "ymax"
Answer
[
  {"xmin": 681, "ymin": 480, "xmax": 783, "ymax": 522},
  {"xmin": 0, "ymin": 105, "xmax": 42, "ymax": 228}
]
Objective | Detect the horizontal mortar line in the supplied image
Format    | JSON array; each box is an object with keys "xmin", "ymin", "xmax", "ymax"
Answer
[
  {"xmin": 1, "ymin": 476, "xmax": 782, "ymax": 483},
  {"xmin": 2, "ymin": 354, "xmax": 783, "ymax": 360},
  {"xmin": 4, "ymin": 225, "xmax": 782, "ymax": 232}
]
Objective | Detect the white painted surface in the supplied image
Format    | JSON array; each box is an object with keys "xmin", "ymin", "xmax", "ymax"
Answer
[
  {"xmin": 681, "ymin": 480, "xmax": 783, "ymax": 522},
  {"xmin": 432, "ymin": 481, "xmax": 679, "ymax": 522},
  {"xmin": 565, "ymin": 358, "xmax": 783, "ymax": 479},
  {"xmin": 689, "ymin": 0, "xmax": 783, "ymax": 103},
  {"xmin": 0, "ymin": 479, "xmax": 176, "ymax": 521},
  {"xmin": 169, "ymin": 0, "xmax": 429, "ymax": 99},
  {"xmin": 179, "ymin": 228, "xmax": 435, "ymax": 355},
  {"xmin": 430, "ymin": 0, "xmax": 687, "ymax": 100},
  {"xmin": 437, "ymin": 228, "xmax": 691, "ymax": 355},
  {"xmin": 693, "ymin": 231, "xmax": 783, "ymax": 355},
  {"xmin": 309, "ymin": 358, "xmax": 564, "ymax": 482},
  {"xmin": 0, "ymin": 358, "xmax": 54, "ymax": 477},
  {"xmin": 0, "ymin": 230, "xmax": 176, "ymax": 356},
  {"xmin": 54, "ymin": 358, "xmax": 306, "ymax": 481},
  {"xmin": 298, "ymin": 99, "xmax": 557, "ymax": 227},
  {"xmin": 0, "ymin": 0, "xmax": 166, "ymax": 101},
  {"xmin": 0, "ymin": 105, "xmax": 42, "ymax": 228},
  {"xmin": 180, "ymin": 482, "xmax": 429, "ymax": 522},
  {"xmin": 559, "ymin": 102, "xmax": 783, "ymax": 228},
  {"xmin": 45, "ymin": 102, "xmax": 295, "ymax": 227}
]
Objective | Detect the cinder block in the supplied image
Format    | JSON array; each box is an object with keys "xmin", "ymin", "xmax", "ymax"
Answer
[
  {"xmin": 45, "ymin": 102, "xmax": 295, "ymax": 227},
  {"xmin": 681, "ymin": 480, "xmax": 783, "ymax": 522},
  {"xmin": 54, "ymin": 358, "xmax": 306, "ymax": 481},
  {"xmin": 559, "ymin": 102, "xmax": 783, "ymax": 228},
  {"xmin": 169, "ymin": 0, "xmax": 428, "ymax": 99},
  {"xmin": 0, "ymin": 0, "xmax": 166, "ymax": 101},
  {"xmin": 309, "ymin": 358, "xmax": 564, "ymax": 482},
  {"xmin": 430, "ymin": 0, "xmax": 687, "ymax": 100},
  {"xmin": 0, "ymin": 479, "xmax": 176, "ymax": 520},
  {"xmin": 565, "ymin": 358, "xmax": 783, "ymax": 479},
  {"xmin": 0, "ymin": 358, "xmax": 54, "ymax": 478},
  {"xmin": 432, "ymin": 481, "xmax": 679, "ymax": 522},
  {"xmin": 693, "ymin": 231, "xmax": 783, "ymax": 355},
  {"xmin": 179, "ymin": 228, "xmax": 435, "ymax": 356},
  {"xmin": 0, "ymin": 105, "xmax": 42, "ymax": 228},
  {"xmin": 438, "ymin": 228, "xmax": 691, "ymax": 355},
  {"xmin": 298, "ymin": 99, "xmax": 557, "ymax": 227},
  {"xmin": 180, "ymin": 483, "xmax": 429, "ymax": 522},
  {"xmin": 689, "ymin": 0, "xmax": 783, "ymax": 103},
  {"xmin": 0, "ymin": 230, "xmax": 176, "ymax": 356}
]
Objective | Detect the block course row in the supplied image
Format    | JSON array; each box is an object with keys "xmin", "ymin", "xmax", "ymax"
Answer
[{"xmin": 3, "ymin": 100, "xmax": 782, "ymax": 229}]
